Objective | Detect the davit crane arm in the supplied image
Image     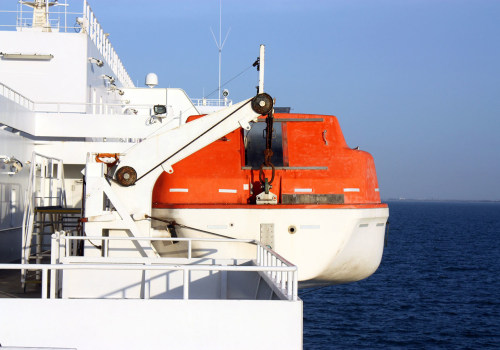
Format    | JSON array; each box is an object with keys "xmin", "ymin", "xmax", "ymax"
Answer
[
  {"xmin": 83, "ymin": 46, "xmax": 273, "ymax": 255},
  {"xmin": 112, "ymin": 93, "xmax": 273, "ymax": 188}
]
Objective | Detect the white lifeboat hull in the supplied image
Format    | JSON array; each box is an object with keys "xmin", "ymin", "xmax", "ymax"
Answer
[{"xmin": 151, "ymin": 206, "xmax": 389, "ymax": 287}]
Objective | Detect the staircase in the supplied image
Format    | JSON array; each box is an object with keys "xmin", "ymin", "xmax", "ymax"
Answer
[{"xmin": 21, "ymin": 153, "xmax": 81, "ymax": 288}]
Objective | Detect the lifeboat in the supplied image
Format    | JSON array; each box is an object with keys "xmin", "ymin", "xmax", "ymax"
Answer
[{"xmin": 151, "ymin": 112, "xmax": 389, "ymax": 287}]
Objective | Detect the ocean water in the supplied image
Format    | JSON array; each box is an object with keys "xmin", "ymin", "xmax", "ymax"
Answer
[{"xmin": 300, "ymin": 201, "xmax": 500, "ymax": 349}]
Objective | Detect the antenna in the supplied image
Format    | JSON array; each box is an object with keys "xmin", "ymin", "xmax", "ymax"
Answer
[{"xmin": 210, "ymin": 0, "xmax": 231, "ymax": 100}]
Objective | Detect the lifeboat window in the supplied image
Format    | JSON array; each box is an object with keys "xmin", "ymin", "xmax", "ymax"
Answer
[{"xmin": 244, "ymin": 121, "xmax": 284, "ymax": 168}]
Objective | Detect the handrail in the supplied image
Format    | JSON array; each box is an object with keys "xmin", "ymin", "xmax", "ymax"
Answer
[
  {"xmin": 0, "ymin": 226, "xmax": 22, "ymax": 232},
  {"xmin": 83, "ymin": 1, "xmax": 134, "ymax": 87},
  {"xmin": 0, "ymin": 2, "xmax": 134, "ymax": 88},
  {"xmin": 21, "ymin": 153, "xmax": 68, "ymax": 283},
  {"xmin": 0, "ymin": 262, "xmax": 298, "ymax": 301},
  {"xmin": 0, "ymin": 82, "xmax": 35, "ymax": 110},
  {"xmin": 33, "ymin": 101, "xmax": 166, "ymax": 115},
  {"xmin": 191, "ymin": 98, "xmax": 233, "ymax": 107},
  {"xmin": 52, "ymin": 233, "xmax": 298, "ymax": 300},
  {"xmin": 59, "ymin": 235, "xmax": 294, "ymax": 266}
]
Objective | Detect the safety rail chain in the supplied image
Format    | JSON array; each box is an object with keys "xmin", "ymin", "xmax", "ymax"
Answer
[
  {"xmin": 17, "ymin": 233, "xmax": 297, "ymax": 301},
  {"xmin": 21, "ymin": 153, "xmax": 68, "ymax": 285},
  {"xmin": 0, "ymin": 81, "xmax": 35, "ymax": 110}
]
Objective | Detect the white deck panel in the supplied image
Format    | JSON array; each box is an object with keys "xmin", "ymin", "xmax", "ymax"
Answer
[{"xmin": 0, "ymin": 298, "xmax": 302, "ymax": 349}]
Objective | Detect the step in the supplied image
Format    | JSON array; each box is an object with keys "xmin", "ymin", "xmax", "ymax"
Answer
[{"xmin": 35, "ymin": 207, "xmax": 82, "ymax": 215}]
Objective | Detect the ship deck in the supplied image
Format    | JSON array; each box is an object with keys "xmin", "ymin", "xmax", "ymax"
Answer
[{"xmin": 0, "ymin": 268, "xmax": 40, "ymax": 298}]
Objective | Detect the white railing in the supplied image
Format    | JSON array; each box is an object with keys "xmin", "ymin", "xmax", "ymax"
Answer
[
  {"xmin": 0, "ymin": 7, "xmax": 81, "ymax": 32},
  {"xmin": 2, "ymin": 235, "xmax": 299, "ymax": 301},
  {"xmin": 0, "ymin": 82, "xmax": 35, "ymax": 110},
  {"xmin": 0, "ymin": 81, "xmax": 170, "ymax": 117},
  {"xmin": 0, "ymin": 2, "xmax": 134, "ymax": 88},
  {"xmin": 191, "ymin": 98, "xmax": 233, "ymax": 107},
  {"xmin": 21, "ymin": 153, "xmax": 67, "ymax": 274},
  {"xmin": 83, "ymin": 1, "xmax": 134, "ymax": 88},
  {"xmin": 257, "ymin": 243, "xmax": 298, "ymax": 299},
  {"xmin": 33, "ymin": 101, "xmax": 166, "ymax": 116},
  {"xmin": 0, "ymin": 260, "xmax": 298, "ymax": 301},
  {"xmin": 48, "ymin": 233, "xmax": 299, "ymax": 301},
  {"xmin": 30, "ymin": 153, "xmax": 67, "ymax": 209}
]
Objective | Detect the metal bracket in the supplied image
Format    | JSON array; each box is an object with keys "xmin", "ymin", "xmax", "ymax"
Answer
[
  {"xmin": 256, "ymin": 190, "xmax": 278, "ymax": 205},
  {"xmin": 161, "ymin": 162, "xmax": 174, "ymax": 174},
  {"xmin": 239, "ymin": 119, "xmax": 251, "ymax": 130}
]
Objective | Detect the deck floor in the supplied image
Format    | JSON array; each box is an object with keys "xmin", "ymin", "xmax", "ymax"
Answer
[{"xmin": 0, "ymin": 267, "xmax": 42, "ymax": 298}]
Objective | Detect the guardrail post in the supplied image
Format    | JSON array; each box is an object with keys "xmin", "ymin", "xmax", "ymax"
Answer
[
  {"xmin": 183, "ymin": 268, "xmax": 189, "ymax": 300},
  {"xmin": 64, "ymin": 235, "xmax": 69, "ymax": 257},
  {"xmin": 144, "ymin": 263, "xmax": 150, "ymax": 300},
  {"xmin": 42, "ymin": 268, "xmax": 48, "ymax": 299},
  {"xmin": 103, "ymin": 239, "xmax": 108, "ymax": 258},
  {"xmin": 293, "ymin": 270, "xmax": 298, "ymax": 301},
  {"xmin": 287, "ymin": 271, "xmax": 293, "ymax": 299},
  {"xmin": 271, "ymin": 255, "xmax": 276, "ymax": 280},
  {"xmin": 188, "ymin": 239, "xmax": 192, "ymax": 260},
  {"xmin": 50, "ymin": 232, "xmax": 60, "ymax": 298},
  {"xmin": 281, "ymin": 262, "xmax": 286, "ymax": 290}
]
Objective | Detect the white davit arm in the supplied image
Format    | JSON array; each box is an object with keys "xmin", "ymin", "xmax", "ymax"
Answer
[{"xmin": 112, "ymin": 93, "xmax": 273, "ymax": 186}]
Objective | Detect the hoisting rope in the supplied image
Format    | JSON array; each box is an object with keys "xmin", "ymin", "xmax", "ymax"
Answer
[
  {"xmin": 135, "ymin": 99, "xmax": 252, "ymax": 183},
  {"xmin": 122, "ymin": 64, "xmax": 256, "ymax": 152},
  {"xmin": 259, "ymin": 109, "xmax": 275, "ymax": 192},
  {"xmin": 145, "ymin": 215, "xmax": 247, "ymax": 241}
]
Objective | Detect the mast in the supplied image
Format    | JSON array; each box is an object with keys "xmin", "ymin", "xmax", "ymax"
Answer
[
  {"xmin": 19, "ymin": 0, "xmax": 62, "ymax": 32},
  {"xmin": 211, "ymin": 0, "xmax": 230, "ymax": 100}
]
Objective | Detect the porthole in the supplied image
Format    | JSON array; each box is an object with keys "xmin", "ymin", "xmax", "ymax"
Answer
[{"xmin": 288, "ymin": 225, "xmax": 297, "ymax": 234}]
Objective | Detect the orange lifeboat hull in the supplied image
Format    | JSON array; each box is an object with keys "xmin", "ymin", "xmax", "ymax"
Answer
[{"xmin": 152, "ymin": 113, "xmax": 389, "ymax": 286}]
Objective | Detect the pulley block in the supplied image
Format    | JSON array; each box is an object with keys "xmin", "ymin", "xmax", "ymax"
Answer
[
  {"xmin": 251, "ymin": 93, "xmax": 273, "ymax": 115},
  {"xmin": 116, "ymin": 166, "xmax": 137, "ymax": 187}
]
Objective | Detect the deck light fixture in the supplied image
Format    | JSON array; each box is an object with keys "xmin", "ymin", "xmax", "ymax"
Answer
[
  {"xmin": 102, "ymin": 75, "xmax": 115, "ymax": 84},
  {"xmin": 0, "ymin": 52, "xmax": 53, "ymax": 60},
  {"xmin": 88, "ymin": 57, "xmax": 104, "ymax": 67},
  {"xmin": 153, "ymin": 105, "xmax": 167, "ymax": 115}
]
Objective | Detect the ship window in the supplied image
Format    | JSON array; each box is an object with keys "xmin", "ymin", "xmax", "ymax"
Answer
[{"xmin": 245, "ymin": 121, "xmax": 284, "ymax": 168}]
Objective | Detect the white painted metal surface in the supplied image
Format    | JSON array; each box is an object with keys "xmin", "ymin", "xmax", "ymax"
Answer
[
  {"xmin": 0, "ymin": 233, "xmax": 302, "ymax": 349},
  {"xmin": 0, "ymin": 298, "xmax": 302, "ymax": 350},
  {"xmin": 0, "ymin": 0, "xmax": 216, "ymax": 264},
  {"xmin": 0, "ymin": 2, "xmax": 386, "ymax": 348},
  {"xmin": 258, "ymin": 44, "xmax": 265, "ymax": 94},
  {"xmin": 153, "ymin": 206, "xmax": 388, "ymax": 286}
]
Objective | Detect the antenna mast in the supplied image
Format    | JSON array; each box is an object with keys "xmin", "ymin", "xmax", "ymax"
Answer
[{"xmin": 211, "ymin": 0, "xmax": 230, "ymax": 100}]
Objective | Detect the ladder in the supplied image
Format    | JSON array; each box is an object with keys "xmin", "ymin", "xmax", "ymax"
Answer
[{"xmin": 21, "ymin": 153, "xmax": 81, "ymax": 288}]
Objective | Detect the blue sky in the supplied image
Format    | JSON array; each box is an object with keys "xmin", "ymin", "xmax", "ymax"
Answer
[
  {"xmin": 89, "ymin": 0, "xmax": 500, "ymax": 200},
  {"xmin": 8, "ymin": 0, "xmax": 500, "ymax": 200}
]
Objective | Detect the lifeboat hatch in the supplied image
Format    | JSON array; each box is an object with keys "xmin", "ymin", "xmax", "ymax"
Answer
[
  {"xmin": 260, "ymin": 223, "xmax": 274, "ymax": 248},
  {"xmin": 245, "ymin": 121, "xmax": 284, "ymax": 168}
]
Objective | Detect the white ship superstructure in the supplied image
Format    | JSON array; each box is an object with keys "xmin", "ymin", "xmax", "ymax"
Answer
[
  {"xmin": 1, "ymin": 1, "xmax": 389, "ymax": 348},
  {"xmin": 0, "ymin": 0, "xmax": 227, "ymax": 263},
  {"xmin": 0, "ymin": 3, "xmax": 303, "ymax": 348}
]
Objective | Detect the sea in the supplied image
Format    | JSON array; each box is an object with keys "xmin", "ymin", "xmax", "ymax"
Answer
[{"xmin": 300, "ymin": 201, "xmax": 500, "ymax": 349}]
